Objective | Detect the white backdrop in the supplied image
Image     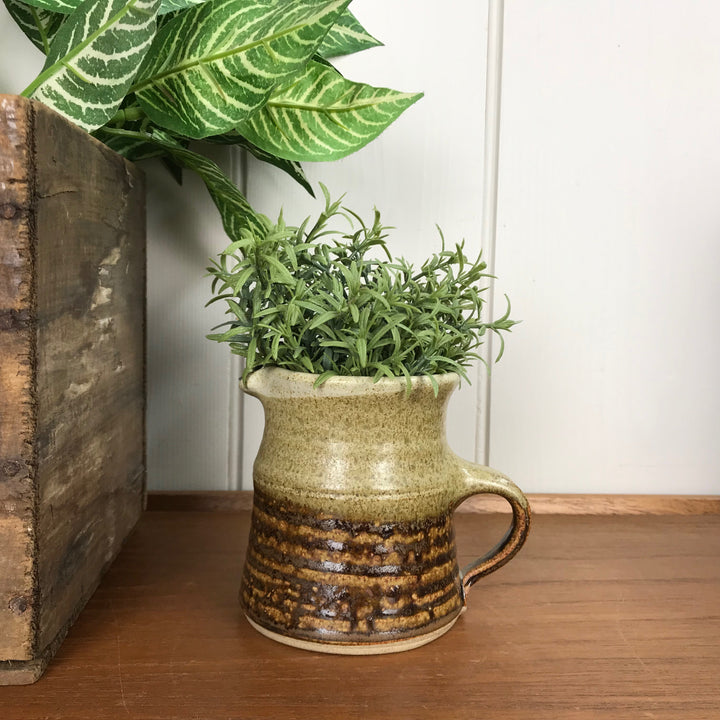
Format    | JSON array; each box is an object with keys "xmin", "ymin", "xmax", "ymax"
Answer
[
  {"xmin": 2, "ymin": 1, "xmax": 718, "ymax": 494},
  {"xmin": 491, "ymin": 1, "xmax": 720, "ymax": 493}
]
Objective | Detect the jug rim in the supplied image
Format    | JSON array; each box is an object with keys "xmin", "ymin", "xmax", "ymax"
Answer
[{"xmin": 242, "ymin": 366, "xmax": 461, "ymax": 399}]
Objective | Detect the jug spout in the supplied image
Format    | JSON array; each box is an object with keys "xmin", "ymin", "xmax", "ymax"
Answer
[{"xmin": 242, "ymin": 369, "xmax": 265, "ymax": 400}]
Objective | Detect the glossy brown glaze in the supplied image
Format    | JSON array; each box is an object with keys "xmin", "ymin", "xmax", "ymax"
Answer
[{"xmin": 241, "ymin": 489, "xmax": 463, "ymax": 646}]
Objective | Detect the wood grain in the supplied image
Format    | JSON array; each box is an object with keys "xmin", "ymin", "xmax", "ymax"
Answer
[
  {"xmin": 0, "ymin": 510, "xmax": 717, "ymax": 719},
  {"xmin": 0, "ymin": 94, "xmax": 145, "ymax": 682},
  {"xmin": 0, "ymin": 95, "xmax": 38, "ymax": 663},
  {"xmin": 32, "ymin": 98, "xmax": 146, "ymax": 657},
  {"xmin": 147, "ymin": 490, "xmax": 720, "ymax": 515}
]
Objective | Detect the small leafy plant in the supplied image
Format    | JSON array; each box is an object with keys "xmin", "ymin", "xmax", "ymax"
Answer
[
  {"xmin": 207, "ymin": 187, "xmax": 517, "ymax": 391},
  {"xmin": 3, "ymin": 0, "xmax": 421, "ymax": 239}
]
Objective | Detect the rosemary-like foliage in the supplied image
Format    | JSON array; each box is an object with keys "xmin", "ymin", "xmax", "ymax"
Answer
[{"xmin": 207, "ymin": 187, "xmax": 517, "ymax": 391}]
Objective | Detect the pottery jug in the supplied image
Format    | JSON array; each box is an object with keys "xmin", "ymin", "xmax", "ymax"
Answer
[{"xmin": 241, "ymin": 367, "xmax": 531, "ymax": 654}]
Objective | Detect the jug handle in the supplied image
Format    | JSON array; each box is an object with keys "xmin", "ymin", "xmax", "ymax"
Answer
[{"xmin": 452, "ymin": 458, "xmax": 531, "ymax": 599}]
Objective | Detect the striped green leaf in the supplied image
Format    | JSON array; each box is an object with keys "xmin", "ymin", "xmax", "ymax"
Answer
[
  {"xmin": 157, "ymin": 0, "xmax": 209, "ymax": 12},
  {"xmin": 23, "ymin": 0, "xmax": 161, "ymax": 132},
  {"xmin": 92, "ymin": 130, "xmax": 161, "ymax": 161},
  {"xmin": 13, "ymin": 0, "xmax": 78, "ymax": 13},
  {"xmin": 132, "ymin": 0, "xmax": 350, "ymax": 139},
  {"xmin": 3, "ymin": 0, "xmax": 65, "ymax": 54},
  {"xmin": 317, "ymin": 8, "xmax": 381, "ymax": 58},
  {"xmin": 205, "ymin": 132, "xmax": 314, "ymax": 196},
  {"xmin": 15, "ymin": 0, "xmax": 208, "ymax": 13},
  {"xmin": 237, "ymin": 60, "xmax": 423, "ymax": 161},
  {"xmin": 92, "ymin": 125, "xmax": 182, "ymax": 161},
  {"xmin": 158, "ymin": 143, "xmax": 268, "ymax": 240}
]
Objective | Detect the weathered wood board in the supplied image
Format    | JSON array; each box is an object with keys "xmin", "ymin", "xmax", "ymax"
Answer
[{"xmin": 0, "ymin": 95, "xmax": 145, "ymax": 684}]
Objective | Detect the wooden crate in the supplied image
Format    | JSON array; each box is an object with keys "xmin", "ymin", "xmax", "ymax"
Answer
[{"xmin": 0, "ymin": 95, "xmax": 145, "ymax": 685}]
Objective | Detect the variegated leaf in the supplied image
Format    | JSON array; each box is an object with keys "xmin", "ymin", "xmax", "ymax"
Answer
[
  {"xmin": 237, "ymin": 60, "xmax": 422, "ymax": 161},
  {"xmin": 132, "ymin": 0, "xmax": 350, "ymax": 139},
  {"xmin": 205, "ymin": 132, "xmax": 314, "ymax": 196},
  {"xmin": 158, "ymin": 0, "xmax": 209, "ymax": 12},
  {"xmin": 162, "ymin": 144, "xmax": 267, "ymax": 240},
  {"xmin": 317, "ymin": 8, "xmax": 381, "ymax": 58},
  {"xmin": 92, "ymin": 125, "xmax": 181, "ymax": 161},
  {"xmin": 14, "ymin": 0, "xmax": 207, "ymax": 13},
  {"xmin": 3, "ymin": 0, "xmax": 65, "ymax": 53},
  {"xmin": 23, "ymin": 0, "xmax": 161, "ymax": 132},
  {"xmin": 93, "ymin": 127, "xmax": 264, "ymax": 237},
  {"xmin": 94, "ymin": 125, "xmax": 188, "ymax": 182},
  {"xmin": 12, "ymin": 0, "xmax": 79, "ymax": 13}
]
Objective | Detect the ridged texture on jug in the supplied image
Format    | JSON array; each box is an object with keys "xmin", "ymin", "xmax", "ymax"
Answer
[{"xmin": 242, "ymin": 488, "xmax": 463, "ymax": 646}]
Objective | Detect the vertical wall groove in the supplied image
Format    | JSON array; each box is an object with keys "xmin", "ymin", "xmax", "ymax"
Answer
[
  {"xmin": 475, "ymin": 0, "xmax": 505, "ymax": 465},
  {"xmin": 227, "ymin": 148, "xmax": 246, "ymax": 490}
]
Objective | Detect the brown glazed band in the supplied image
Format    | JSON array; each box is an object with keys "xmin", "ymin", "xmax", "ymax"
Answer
[{"xmin": 242, "ymin": 488, "xmax": 464, "ymax": 645}]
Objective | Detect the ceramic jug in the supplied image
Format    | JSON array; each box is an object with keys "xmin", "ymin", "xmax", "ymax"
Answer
[{"xmin": 241, "ymin": 367, "xmax": 531, "ymax": 654}]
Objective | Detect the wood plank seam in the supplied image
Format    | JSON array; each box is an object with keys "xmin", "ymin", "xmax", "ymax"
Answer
[{"xmin": 26, "ymin": 96, "xmax": 40, "ymax": 661}]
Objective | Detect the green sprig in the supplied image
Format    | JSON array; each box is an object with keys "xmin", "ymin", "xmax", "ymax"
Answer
[{"xmin": 207, "ymin": 186, "xmax": 517, "ymax": 390}]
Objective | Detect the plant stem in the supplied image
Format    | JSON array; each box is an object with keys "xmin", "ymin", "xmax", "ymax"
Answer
[
  {"xmin": 108, "ymin": 105, "xmax": 147, "ymax": 126},
  {"xmin": 96, "ymin": 126, "xmax": 151, "ymax": 141}
]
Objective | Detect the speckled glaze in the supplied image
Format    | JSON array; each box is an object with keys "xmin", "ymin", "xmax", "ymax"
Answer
[{"xmin": 241, "ymin": 367, "xmax": 530, "ymax": 654}]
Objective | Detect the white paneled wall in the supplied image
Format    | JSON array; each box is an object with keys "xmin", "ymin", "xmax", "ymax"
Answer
[
  {"xmin": 144, "ymin": 153, "xmax": 242, "ymax": 490},
  {"xmin": 2, "ymin": 2, "xmax": 719, "ymax": 494},
  {"xmin": 0, "ymin": 8, "xmax": 44, "ymax": 88},
  {"xmin": 491, "ymin": 1, "xmax": 720, "ymax": 493}
]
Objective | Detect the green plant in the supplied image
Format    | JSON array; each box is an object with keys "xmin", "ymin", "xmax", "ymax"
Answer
[
  {"xmin": 207, "ymin": 186, "xmax": 517, "ymax": 391},
  {"xmin": 2, "ymin": 0, "xmax": 421, "ymax": 238}
]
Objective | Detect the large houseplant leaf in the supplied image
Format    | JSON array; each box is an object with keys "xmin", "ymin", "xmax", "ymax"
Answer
[
  {"xmin": 99, "ymin": 128, "xmax": 266, "ymax": 237},
  {"xmin": 237, "ymin": 60, "xmax": 422, "ymax": 161},
  {"xmin": 316, "ymin": 8, "xmax": 381, "ymax": 58},
  {"xmin": 132, "ymin": 0, "xmax": 350, "ymax": 139},
  {"xmin": 92, "ymin": 125, "xmax": 182, "ymax": 162},
  {"xmin": 15, "ymin": 0, "xmax": 209, "ymax": 13},
  {"xmin": 3, "ymin": 0, "xmax": 65, "ymax": 53},
  {"xmin": 205, "ymin": 132, "xmax": 315, "ymax": 196},
  {"xmin": 11, "ymin": 0, "xmax": 79, "ymax": 12},
  {"xmin": 22, "ymin": 0, "xmax": 161, "ymax": 132},
  {"xmin": 159, "ymin": 143, "xmax": 267, "ymax": 239},
  {"xmin": 156, "ymin": 0, "xmax": 210, "ymax": 11}
]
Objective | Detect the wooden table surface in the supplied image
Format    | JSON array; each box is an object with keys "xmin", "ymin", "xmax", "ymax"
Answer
[{"xmin": 0, "ymin": 509, "xmax": 718, "ymax": 719}]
